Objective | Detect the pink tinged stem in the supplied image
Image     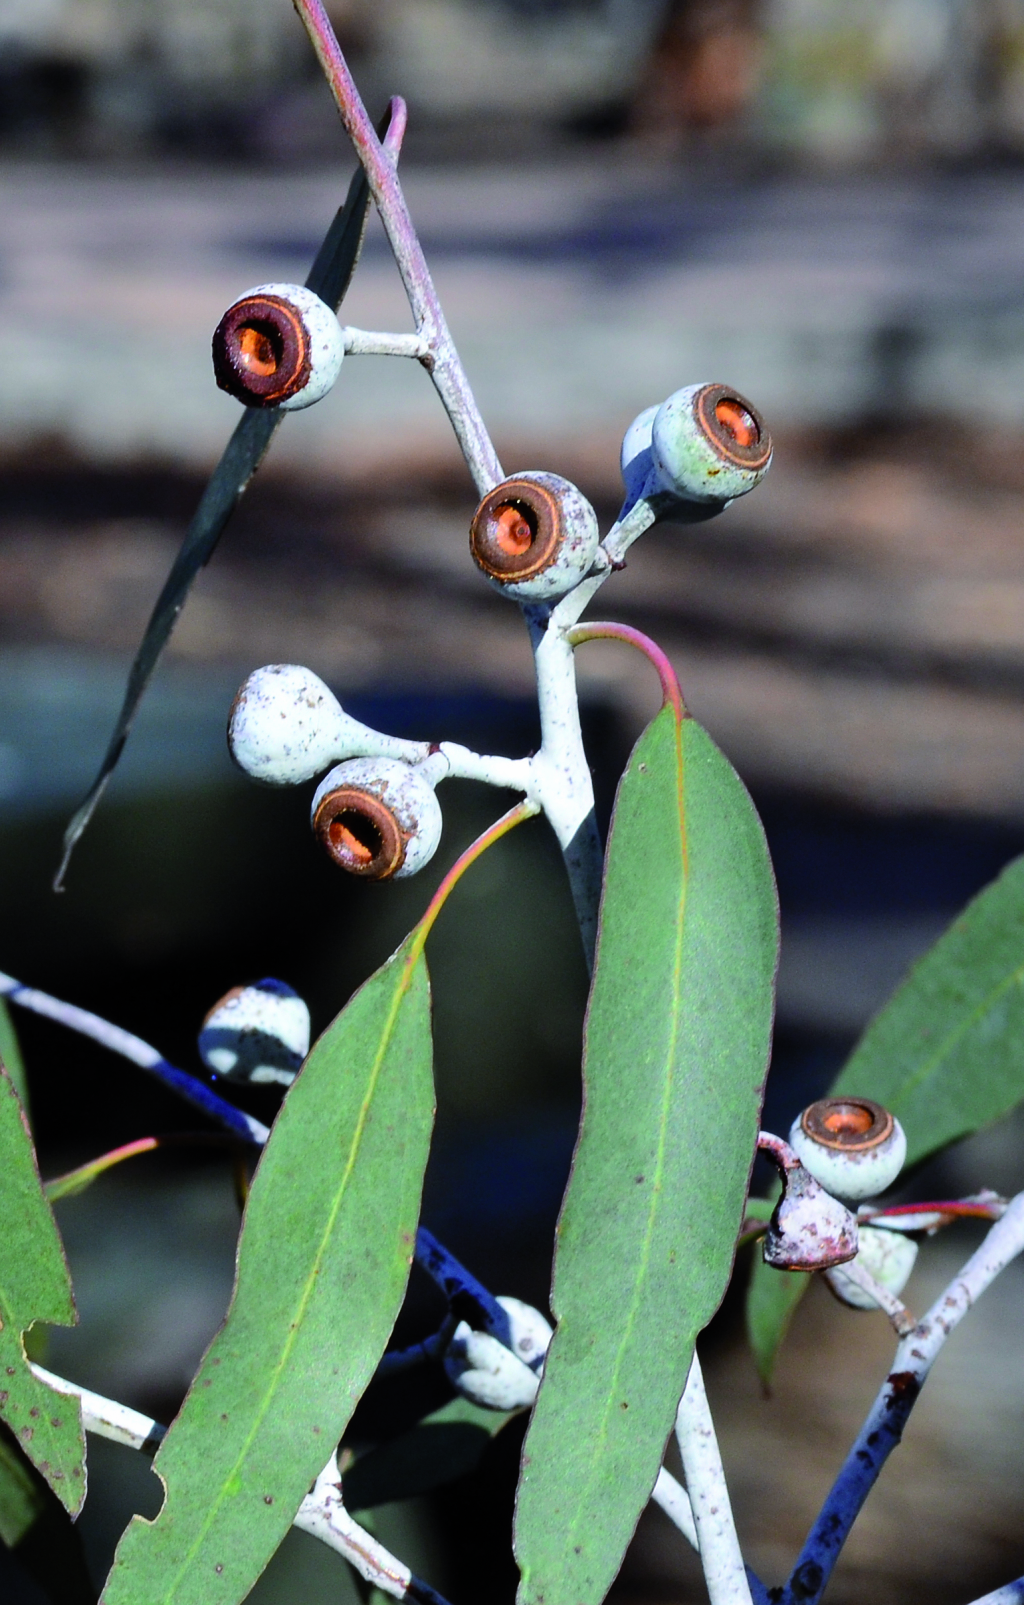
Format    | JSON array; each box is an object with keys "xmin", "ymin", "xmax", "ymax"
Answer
[
  {"xmin": 566, "ymin": 621, "xmax": 686, "ymax": 722},
  {"xmin": 291, "ymin": 0, "xmax": 503, "ymax": 496}
]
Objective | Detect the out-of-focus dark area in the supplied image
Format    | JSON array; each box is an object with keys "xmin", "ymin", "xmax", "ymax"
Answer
[{"xmin": 3, "ymin": 1, "xmax": 1024, "ymax": 1601}]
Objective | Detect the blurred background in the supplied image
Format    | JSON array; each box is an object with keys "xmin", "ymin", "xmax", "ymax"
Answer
[{"xmin": 4, "ymin": 0, "xmax": 1024, "ymax": 1601}]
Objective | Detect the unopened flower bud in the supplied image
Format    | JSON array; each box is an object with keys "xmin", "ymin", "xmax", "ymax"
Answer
[
  {"xmin": 824, "ymin": 1225, "xmax": 918, "ymax": 1312},
  {"xmin": 229, "ymin": 664, "xmax": 412, "ymax": 787},
  {"xmin": 497, "ymin": 1296, "xmax": 552, "ymax": 1374},
  {"xmin": 444, "ymin": 1321, "xmax": 540, "ymax": 1410},
  {"xmin": 469, "ymin": 472, "xmax": 599, "ymax": 601},
  {"xmin": 199, "ymin": 978, "xmax": 310, "ymax": 1086},
  {"xmin": 311, "ymin": 758, "xmax": 442, "ymax": 880},
  {"xmin": 213, "ymin": 283, "xmax": 344, "ymax": 410},
  {"xmin": 790, "ymin": 1098, "xmax": 907, "ymax": 1202}
]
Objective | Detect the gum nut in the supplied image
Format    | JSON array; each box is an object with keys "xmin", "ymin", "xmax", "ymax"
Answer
[
  {"xmin": 212, "ymin": 282, "xmax": 344, "ymax": 410},
  {"xmin": 651, "ymin": 382, "xmax": 771, "ymax": 504},
  {"xmin": 199, "ymin": 979, "xmax": 310, "ymax": 1086},
  {"xmin": 763, "ymin": 1162, "xmax": 859, "ymax": 1271},
  {"xmin": 443, "ymin": 1321, "xmax": 540, "ymax": 1410},
  {"xmin": 228, "ymin": 665, "xmax": 352, "ymax": 785},
  {"xmin": 469, "ymin": 471, "xmax": 600, "ymax": 602},
  {"xmin": 619, "ymin": 404, "xmax": 659, "ymax": 501},
  {"xmin": 310, "ymin": 757, "xmax": 443, "ymax": 881},
  {"xmin": 790, "ymin": 1099, "xmax": 907, "ymax": 1202},
  {"xmin": 826, "ymin": 1226, "xmax": 919, "ymax": 1312},
  {"xmin": 497, "ymin": 1296, "xmax": 553, "ymax": 1373}
]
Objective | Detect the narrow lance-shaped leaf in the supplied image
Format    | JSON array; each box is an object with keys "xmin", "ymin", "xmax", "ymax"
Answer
[
  {"xmin": 514, "ymin": 704, "xmax": 779, "ymax": 1605},
  {"xmin": 746, "ymin": 851, "xmax": 1024, "ymax": 1384},
  {"xmin": 54, "ymin": 98, "xmax": 402, "ymax": 887},
  {"xmin": 101, "ymin": 800, "xmax": 535, "ymax": 1605},
  {"xmin": 0, "ymin": 1065, "xmax": 85, "ymax": 1513},
  {"xmin": 101, "ymin": 932, "xmax": 435, "ymax": 1605}
]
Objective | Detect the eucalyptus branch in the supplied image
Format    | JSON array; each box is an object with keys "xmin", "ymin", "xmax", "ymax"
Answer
[
  {"xmin": 675, "ymin": 1356, "xmax": 754, "ymax": 1605},
  {"xmin": 291, "ymin": 0, "xmax": 503, "ymax": 495},
  {"xmin": 30, "ymin": 1365, "xmax": 452, "ymax": 1605},
  {"xmin": 781, "ymin": 1191, "xmax": 1024, "ymax": 1605}
]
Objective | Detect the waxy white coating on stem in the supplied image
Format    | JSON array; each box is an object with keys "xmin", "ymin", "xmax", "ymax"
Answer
[
  {"xmin": 341, "ymin": 327, "xmax": 430, "ymax": 359},
  {"xmin": 651, "ymin": 1468, "xmax": 699, "ymax": 1551},
  {"xmin": 33, "ymin": 1370, "xmax": 418, "ymax": 1600},
  {"xmin": 294, "ymin": 1454, "xmax": 413, "ymax": 1597},
  {"xmin": 825, "ymin": 1226, "xmax": 918, "ymax": 1321},
  {"xmin": 675, "ymin": 1356, "xmax": 753, "ymax": 1605},
  {"xmin": 827, "ymin": 1251, "xmax": 916, "ymax": 1336}
]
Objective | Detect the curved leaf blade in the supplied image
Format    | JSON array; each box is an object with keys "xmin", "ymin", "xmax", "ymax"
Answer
[
  {"xmin": 832, "ymin": 853, "xmax": 1024, "ymax": 1164},
  {"xmin": 101, "ymin": 933, "xmax": 435, "ymax": 1605},
  {"xmin": 514, "ymin": 707, "xmax": 778, "ymax": 1605},
  {"xmin": 0, "ymin": 1066, "xmax": 85, "ymax": 1513}
]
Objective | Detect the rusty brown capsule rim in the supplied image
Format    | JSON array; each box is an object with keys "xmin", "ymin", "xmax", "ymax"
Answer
[
  {"xmin": 469, "ymin": 477, "xmax": 563, "ymax": 583},
  {"xmin": 693, "ymin": 383, "xmax": 772, "ymax": 473},
  {"xmin": 202, "ymin": 985, "xmax": 247, "ymax": 1028},
  {"xmin": 801, "ymin": 1097, "xmax": 894, "ymax": 1153},
  {"xmin": 312, "ymin": 786, "xmax": 407, "ymax": 880},
  {"xmin": 212, "ymin": 293, "xmax": 312, "ymax": 407}
]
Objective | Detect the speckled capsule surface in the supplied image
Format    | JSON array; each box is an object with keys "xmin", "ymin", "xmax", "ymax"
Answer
[
  {"xmin": 469, "ymin": 471, "xmax": 599, "ymax": 602},
  {"xmin": 228, "ymin": 664, "xmax": 355, "ymax": 785},
  {"xmin": 311, "ymin": 757, "xmax": 442, "ymax": 880},
  {"xmin": 212, "ymin": 282, "xmax": 344, "ymax": 411},
  {"xmin": 651, "ymin": 382, "xmax": 772, "ymax": 504},
  {"xmin": 825, "ymin": 1225, "xmax": 919, "ymax": 1311},
  {"xmin": 199, "ymin": 978, "xmax": 310, "ymax": 1086},
  {"xmin": 790, "ymin": 1098, "xmax": 907, "ymax": 1202}
]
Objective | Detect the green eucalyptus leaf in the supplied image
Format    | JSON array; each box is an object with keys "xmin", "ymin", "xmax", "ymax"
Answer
[
  {"xmin": 0, "ymin": 999, "xmax": 28, "ymax": 1114},
  {"xmin": 101, "ymin": 931, "xmax": 435, "ymax": 1605},
  {"xmin": 514, "ymin": 706, "xmax": 778, "ymax": 1605},
  {"xmin": 832, "ymin": 853, "xmax": 1024, "ymax": 1162},
  {"xmin": 745, "ymin": 852, "xmax": 1024, "ymax": 1383},
  {"xmin": 0, "ymin": 1066, "xmax": 85, "ymax": 1514},
  {"xmin": 0, "ymin": 1426, "xmax": 45, "ymax": 1548},
  {"xmin": 0, "ymin": 1425, "xmax": 96, "ymax": 1605},
  {"xmin": 344, "ymin": 1396, "xmax": 514, "ymax": 1512}
]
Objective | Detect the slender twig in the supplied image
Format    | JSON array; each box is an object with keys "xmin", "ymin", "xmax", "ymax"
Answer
[
  {"xmin": 291, "ymin": 0, "xmax": 502, "ymax": 496},
  {"xmin": 675, "ymin": 1356, "xmax": 753, "ymax": 1605},
  {"xmin": 826, "ymin": 1257, "xmax": 916, "ymax": 1336},
  {"xmin": 651, "ymin": 1468, "xmax": 699, "ymax": 1550},
  {"xmin": 781, "ymin": 1191, "xmax": 1024, "ymax": 1605},
  {"xmin": 0, "ymin": 970, "xmax": 268, "ymax": 1144},
  {"xmin": 965, "ymin": 1579, "xmax": 1024, "ymax": 1604},
  {"xmin": 30, "ymin": 1367, "xmax": 452, "ymax": 1605}
]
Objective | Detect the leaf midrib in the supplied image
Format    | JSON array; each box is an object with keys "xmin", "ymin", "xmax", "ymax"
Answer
[{"xmin": 556, "ymin": 711, "xmax": 690, "ymax": 1570}]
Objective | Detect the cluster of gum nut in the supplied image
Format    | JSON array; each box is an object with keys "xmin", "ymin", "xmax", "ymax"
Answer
[
  {"xmin": 211, "ymin": 280, "xmax": 772, "ymax": 883},
  {"xmin": 210, "ymin": 287, "xmax": 915, "ymax": 1319},
  {"xmin": 195, "ymin": 978, "xmax": 915, "ymax": 1363}
]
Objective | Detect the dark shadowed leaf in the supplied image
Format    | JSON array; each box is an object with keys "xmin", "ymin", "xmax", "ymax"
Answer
[
  {"xmin": 514, "ymin": 707, "xmax": 778, "ymax": 1605},
  {"xmin": 0, "ymin": 1067, "xmax": 85, "ymax": 1514},
  {"xmin": 344, "ymin": 1396, "xmax": 515, "ymax": 1512},
  {"xmin": 101, "ymin": 931, "xmax": 435, "ymax": 1605}
]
